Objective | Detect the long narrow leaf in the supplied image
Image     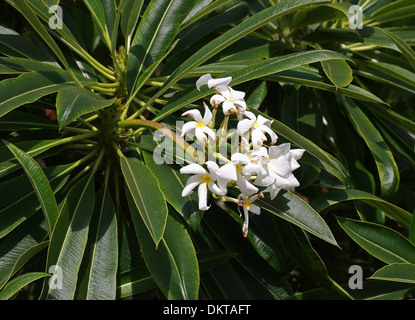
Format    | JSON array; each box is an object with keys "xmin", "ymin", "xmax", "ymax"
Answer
[
  {"xmin": 126, "ymin": 190, "xmax": 199, "ymax": 300},
  {"xmin": 120, "ymin": 156, "xmax": 168, "ymax": 246},
  {"xmin": 126, "ymin": 0, "xmax": 197, "ymax": 95},
  {"xmin": 0, "ymin": 272, "xmax": 50, "ymax": 300},
  {"xmin": 152, "ymin": 0, "xmax": 326, "ymax": 102},
  {"xmin": 44, "ymin": 173, "xmax": 96, "ymax": 300},
  {"xmin": 3, "ymin": 141, "xmax": 59, "ymax": 236},
  {"xmin": 337, "ymin": 217, "xmax": 415, "ymax": 264}
]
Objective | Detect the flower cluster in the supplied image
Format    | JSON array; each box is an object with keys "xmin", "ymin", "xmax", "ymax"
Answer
[{"xmin": 179, "ymin": 74, "xmax": 305, "ymax": 237}]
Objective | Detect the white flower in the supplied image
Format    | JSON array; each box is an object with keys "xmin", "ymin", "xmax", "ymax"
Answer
[
  {"xmin": 180, "ymin": 161, "xmax": 227, "ymax": 211},
  {"xmin": 181, "ymin": 103, "xmax": 216, "ymax": 143},
  {"xmin": 254, "ymin": 143, "xmax": 305, "ymax": 199},
  {"xmin": 196, "ymin": 73, "xmax": 232, "ymax": 91},
  {"xmin": 216, "ymin": 152, "xmax": 259, "ymax": 196},
  {"xmin": 238, "ymin": 193, "xmax": 262, "ymax": 237},
  {"xmin": 237, "ymin": 111, "xmax": 277, "ymax": 149},
  {"xmin": 210, "ymin": 86, "xmax": 247, "ymax": 116}
]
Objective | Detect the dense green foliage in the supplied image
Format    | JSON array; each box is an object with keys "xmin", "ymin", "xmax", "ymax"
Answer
[{"xmin": 0, "ymin": 0, "xmax": 414, "ymax": 300}]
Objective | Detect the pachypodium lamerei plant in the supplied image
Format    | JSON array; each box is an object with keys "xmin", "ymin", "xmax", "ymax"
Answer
[{"xmin": 179, "ymin": 74, "xmax": 305, "ymax": 237}]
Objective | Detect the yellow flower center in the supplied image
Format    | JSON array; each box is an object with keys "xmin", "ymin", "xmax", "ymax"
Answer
[
  {"xmin": 236, "ymin": 164, "xmax": 243, "ymax": 174},
  {"xmin": 253, "ymin": 121, "xmax": 260, "ymax": 128},
  {"xmin": 243, "ymin": 199, "xmax": 251, "ymax": 210},
  {"xmin": 201, "ymin": 174, "xmax": 212, "ymax": 184},
  {"xmin": 197, "ymin": 120, "xmax": 205, "ymax": 128}
]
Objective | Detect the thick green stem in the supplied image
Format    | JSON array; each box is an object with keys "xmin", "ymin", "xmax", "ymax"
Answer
[{"xmin": 117, "ymin": 119, "xmax": 202, "ymax": 163}]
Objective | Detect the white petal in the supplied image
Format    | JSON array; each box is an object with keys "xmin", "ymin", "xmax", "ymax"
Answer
[
  {"xmin": 202, "ymin": 104, "xmax": 212, "ymax": 124},
  {"xmin": 290, "ymin": 157, "xmax": 301, "ymax": 171},
  {"xmin": 210, "ymin": 94, "xmax": 226, "ymax": 106},
  {"xmin": 259, "ymin": 125, "xmax": 278, "ymax": 144},
  {"xmin": 208, "ymin": 76, "xmax": 232, "ymax": 88},
  {"xmin": 180, "ymin": 163, "xmax": 207, "ymax": 175},
  {"xmin": 269, "ymin": 184, "xmax": 281, "ymax": 200},
  {"xmin": 216, "ymin": 85, "xmax": 231, "ymax": 99},
  {"xmin": 198, "ymin": 183, "xmax": 210, "ymax": 210},
  {"xmin": 269, "ymin": 157, "xmax": 292, "ymax": 177},
  {"xmin": 208, "ymin": 181, "xmax": 225, "ymax": 196},
  {"xmin": 243, "ymin": 162, "xmax": 262, "ymax": 176},
  {"xmin": 268, "ymin": 143, "xmax": 290, "ymax": 159},
  {"xmin": 205, "ymin": 161, "xmax": 219, "ymax": 176},
  {"xmin": 195, "ymin": 127, "xmax": 207, "ymax": 143},
  {"xmin": 222, "ymin": 101, "xmax": 236, "ymax": 115},
  {"xmin": 180, "ymin": 121, "xmax": 197, "ymax": 137},
  {"xmin": 252, "ymin": 129, "xmax": 265, "ymax": 149},
  {"xmin": 182, "ymin": 109, "xmax": 202, "ymax": 121},
  {"xmin": 216, "ymin": 176, "xmax": 229, "ymax": 193},
  {"xmin": 242, "ymin": 111, "xmax": 256, "ymax": 121},
  {"xmin": 196, "ymin": 74, "xmax": 212, "ymax": 91},
  {"xmin": 182, "ymin": 175, "xmax": 202, "ymax": 197},
  {"xmin": 237, "ymin": 118, "xmax": 254, "ymax": 135},
  {"xmin": 249, "ymin": 204, "xmax": 261, "ymax": 215},
  {"xmin": 237, "ymin": 173, "xmax": 258, "ymax": 196},
  {"xmin": 229, "ymin": 87, "xmax": 245, "ymax": 100},
  {"xmin": 291, "ymin": 149, "xmax": 305, "ymax": 160},
  {"xmin": 256, "ymin": 114, "xmax": 271, "ymax": 126},
  {"xmin": 234, "ymin": 99, "xmax": 246, "ymax": 112},
  {"xmin": 231, "ymin": 153, "xmax": 250, "ymax": 164},
  {"xmin": 253, "ymin": 171, "xmax": 275, "ymax": 186},
  {"xmin": 242, "ymin": 207, "xmax": 249, "ymax": 236},
  {"xmin": 216, "ymin": 162, "xmax": 237, "ymax": 181},
  {"xmin": 202, "ymin": 126, "xmax": 216, "ymax": 141}
]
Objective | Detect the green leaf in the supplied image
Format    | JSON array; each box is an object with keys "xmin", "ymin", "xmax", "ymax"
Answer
[
  {"xmin": 0, "ymin": 163, "xmax": 72, "ymax": 240},
  {"xmin": 321, "ymin": 59, "xmax": 353, "ymax": 88},
  {"xmin": 0, "ymin": 25, "xmax": 58, "ymax": 64},
  {"xmin": 126, "ymin": 190, "xmax": 199, "ymax": 300},
  {"xmin": 291, "ymin": 279, "xmax": 415, "ymax": 300},
  {"xmin": 44, "ymin": 173, "xmax": 96, "ymax": 300},
  {"xmin": 120, "ymin": 156, "xmax": 168, "ymax": 246},
  {"xmin": 117, "ymin": 265, "xmax": 155, "ymax": 299},
  {"xmin": 294, "ymin": 3, "xmax": 349, "ymax": 27},
  {"xmin": 304, "ymin": 27, "xmax": 401, "ymax": 51},
  {"xmin": 142, "ymin": 149, "xmax": 202, "ymax": 230},
  {"xmin": 0, "ymin": 57, "xmax": 61, "ymax": 74},
  {"xmin": 377, "ymin": 28, "xmax": 415, "ymax": 72},
  {"xmin": 154, "ymin": 0, "xmax": 327, "ymax": 101},
  {"xmin": 0, "ymin": 239, "xmax": 48, "ymax": 290},
  {"xmin": 156, "ymin": 49, "xmax": 355, "ymax": 122},
  {"xmin": 126, "ymin": 0, "xmax": 197, "ymax": 94},
  {"xmin": 367, "ymin": 0, "xmax": 415, "ymax": 26},
  {"xmin": 275, "ymin": 220, "xmax": 353, "ymax": 299},
  {"xmin": 0, "ymin": 111, "xmax": 57, "ymax": 131},
  {"xmin": 82, "ymin": 0, "xmax": 113, "ymax": 49},
  {"xmin": 0, "ymin": 139, "xmax": 67, "ymax": 179},
  {"xmin": 0, "ymin": 272, "xmax": 50, "ymax": 300},
  {"xmin": 191, "ymin": 63, "xmax": 386, "ymax": 104},
  {"xmin": 370, "ymin": 263, "xmax": 415, "ymax": 285},
  {"xmin": 256, "ymin": 190, "xmax": 338, "ymax": 246},
  {"xmin": 201, "ymin": 203, "xmax": 293, "ymax": 299},
  {"xmin": 11, "ymin": 0, "xmax": 83, "ymax": 86},
  {"xmin": 336, "ymin": 217, "xmax": 415, "ymax": 264},
  {"xmin": 56, "ymin": 87, "xmax": 115, "ymax": 128},
  {"xmin": 117, "ymin": 250, "xmax": 236, "ymax": 299},
  {"xmin": 410, "ymin": 212, "xmax": 415, "ymax": 245},
  {"xmin": 76, "ymin": 186, "xmax": 118, "ymax": 300},
  {"xmin": 0, "ymin": 70, "xmax": 92, "ymax": 118},
  {"xmin": 121, "ymin": 0, "xmax": 144, "ymax": 52},
  {"xmin": 3, "ymin": 140, "xmax": 59, "ymax": 236},
  {"xmin": 310, "ymin": 188, "xmax": 413, "ymax": 229},
  {"xmin": 339, "ymin": 96, "xmax": 400, "ymax": 197}
]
